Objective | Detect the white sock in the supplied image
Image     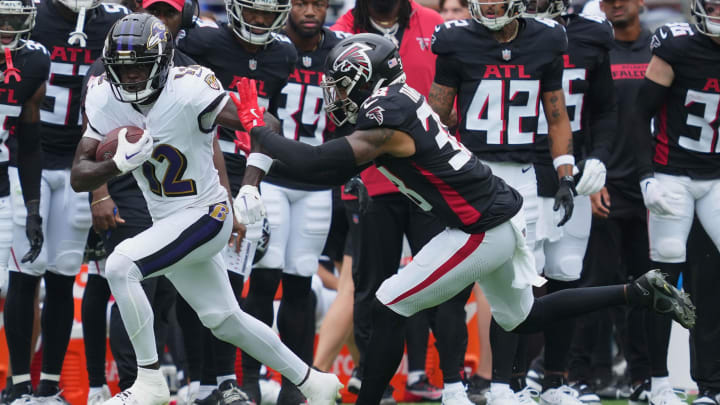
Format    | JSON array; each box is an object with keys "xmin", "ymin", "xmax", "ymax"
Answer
[
  {"xmin": 198, "ymin": 385, "xmax": 215, "ymax": 400},
  {"xmin": 407, "ymin": 371, "xmax": 425, "ymax": 386},
  {"xmin": 105, "ymin": 253, "xmax": 159, "ymax": 366},
  {"xmin": 651, "ymin": 377, "xmax": 671, "ymax": 395},
  {"xmin": 444, "ymin": 381, "xmax": 465, "ymax": 394},
  {"xmin": 217, "ymin": 375, "xmax": 236, "ymax": 387},
  {"xmin": 12, "ymin": 374, "xmax": 30, "ymax": 385},
  {"xmin": 491, "ymin": 382, "xmax": 512, "ymax": 394},
  {"xmin": 188, "ymin": 381, "xmax": 200, "ymax": 398},
  {"xmin": 39, "ymin": 373, "xmax": 60, "ymax": 382}
]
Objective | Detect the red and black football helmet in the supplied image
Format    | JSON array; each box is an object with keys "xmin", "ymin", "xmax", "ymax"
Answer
[{"xmin": 321, "ymin": 33, "xmax": 405, "ymax": 126}]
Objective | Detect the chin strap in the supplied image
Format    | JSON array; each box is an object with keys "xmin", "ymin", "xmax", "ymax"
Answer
[
  {"xmin": 3, "ymin": 48, "xmax": 21, "ymax": 83},
  {"xmin": 68, "ymin": 7, "xmax": 88, "ymax": 47}
]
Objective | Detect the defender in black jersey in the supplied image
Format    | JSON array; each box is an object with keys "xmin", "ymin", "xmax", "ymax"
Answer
[
  {"xmin": 234, "ymin": 33, "xmax": 696, "ymax": 405},
  {"xmin": 522, "ymin": 0, "xmax": 617, "ymax": 401},
  {"xmin": 177, "ymin": 1, "xmax": 297, "ymax": 403},
  {"xmin": 632, "ymin": 4, "xmax": 720, "ymax": 403},
  {"xmin": 0, "ymin": 2, "xmax": 48, "ymax": 398}
]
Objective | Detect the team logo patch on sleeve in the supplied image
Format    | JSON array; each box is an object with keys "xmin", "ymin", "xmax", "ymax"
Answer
[
  {"xmin": 204, "ymin": 73, "xmax": 220, "ymax": 90},
  {"xmin": 365, "ymin": 106, "xmax": 385, "ymax": 125}
]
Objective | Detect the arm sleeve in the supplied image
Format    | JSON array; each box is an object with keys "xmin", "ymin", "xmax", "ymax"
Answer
[
  {"xmin": 632, "ymin": 78, "xmax": 670, "ymax": 180},
  {"xmin": 252, "ymin": 126, "xmax": 361, "ymax": 179},
  {"xmin": 586, "ymin": 53, "xmax": 616, "ymax": 163},
  {"xmin": 17, "ymin": 121, "xmax": 42, "ymax": 202},
  {"xmin": 269, "ymin": 160, "xmax": 370, "ymax": 186}
]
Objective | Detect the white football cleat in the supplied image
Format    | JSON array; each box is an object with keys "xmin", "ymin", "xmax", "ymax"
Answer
[
  {"xmin": 442, "ymin": 384, "xmax": 474, "ymax": 405},
  {"xmin": 297, "ymin": 369, "xmax": 342, "ymax": 405},
  {"xmin": 540, "ymin": 386, "xmax": 583, "ymax": 405},
  {"xmin": 104, "ymin": 368, "xmax": 170, "ymax": 405},
  {"xmin": 88, "ymin": 386, "xmax": 112, "ymax": 405}
]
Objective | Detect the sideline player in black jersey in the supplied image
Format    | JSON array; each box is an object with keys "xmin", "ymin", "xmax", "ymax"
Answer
[
  {"xmin": 3, "ymin": 0, "xmax": 126, "ymax": 403},
  {"xmin": 429, "ymin": 0, "xmax": 580, "ymax": 402},
  {"xmin": 177, "ymin": 1, "xmax": 297, "ymax": 403},
  {"xmin": 0, "ymin": 1, "xmax": 47, "ymax": 401},
  {"xmin": 566, "ymin": 0, "xmax": 655, "ymax": 401},
  {"xmin": 632, "ymin": 1, "xmax": 720, "ymax": 404},
  {"xmin": 232, "ymin": 33, "xmax": 696, "ymax": 405},
  {"xmin": 521, "ymin": 0, "xmax": 616, "ymax": 403},
  {"xmin": 239, "ymin": 1, "xmax": 350, "ymax": 403}
]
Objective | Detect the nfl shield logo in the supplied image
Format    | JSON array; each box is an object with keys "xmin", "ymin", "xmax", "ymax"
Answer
[
  {"xmin": 302, "ymin": 56, "xmax": 312, "ymax": 67},
  {"xmin": 249, "ymin": 58, "xmax": 258, "ymax": 70},
  {"xmin": 502, "ymin": 49, "xmax": 511, "ymax": 61}
]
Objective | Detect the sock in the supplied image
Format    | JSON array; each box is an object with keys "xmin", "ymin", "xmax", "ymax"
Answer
[
  {"xmin": 5, "ymin": 272, "xmax": 40, "ymax": 377},
  {"xmin": 651, "ymin": 377, "xmax": 671, "ymax": 395},
  {"xmin": 82, "ymin": 274, "xmax": 111, "ymax": 388},
  {"xmin": 433, "ymin": 285, "xmax": 473, "ymax": 385},
  {"xmin": 490, "ymin": 382, "xmax": 512, "ymax": 394},
  {"xmin": 490, "ymin": 319, "xmax": 519, "ymax": 384},
  {"xmin": 277, "ymin": 274, "xmax": 315, "ymax": 363},
  {"xmin": 444, "ymin": 381, "xmax": 465, "ymax": 393},
  {"xmin": 542, "ymin": 373, "xmax": 564, "ymax": 391},
  {"xmin": 11, "ymin": 374, "xmax": 30, "ymax": 385},
  {"xmin": 216, "ymin": 375, "xmax": 236, "ymax": 387},
  {"xmin": 41, "ymin": 273, "xmax": 76, "ymax": 376},
  {"xmin": 407, "ymin": 371, "xmax": 426, "ymax": 386}
]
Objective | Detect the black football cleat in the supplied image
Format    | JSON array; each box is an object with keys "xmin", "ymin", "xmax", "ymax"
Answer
[{"xmin": 631, "ymin": 270, "xmax": 696, "ymax": 329}]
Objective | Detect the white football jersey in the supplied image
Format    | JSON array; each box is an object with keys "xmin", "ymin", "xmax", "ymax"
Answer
[{"xmin": 84, "ymin": 65, "xmax": 229, "ymax": 220}]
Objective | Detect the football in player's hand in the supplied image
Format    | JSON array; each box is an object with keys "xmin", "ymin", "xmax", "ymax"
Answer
[{"xmin": 95, "ymin": 126, "xmax": 145, "ymax": 162}]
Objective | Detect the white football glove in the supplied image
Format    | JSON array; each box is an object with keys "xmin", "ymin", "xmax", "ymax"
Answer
[
  {"xmin": 575, "ymin": 158, "xmax": 607, "ymax": 196},
  {"xmin": 233, "ymin": 185, "xmax": 266, "ymax": 225},
  {"xmin": 112, "ymin": 128, "xmax": 153, "ymax": 174},
  {"xmin": 640, "ymin": 177, "xmax": 682, "ymax": 216}
]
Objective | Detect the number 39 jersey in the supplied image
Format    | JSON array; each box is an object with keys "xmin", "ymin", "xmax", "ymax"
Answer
[
  {"xmin": 649, "ymin": 22, "xmax": 720, "ymax": 179},
  {"xmin": 83, "ymin": 66, "xmax": 228, "ymax": 220},
  {"xmin": 356, "ymin": 83, "xmax": 523, "ymax": 234},
  {"xmin": 432, "ymin": 18, "xmax": 567, "ymax": 164},
  {"xmin": 32, "ymin": 0, "xmax": 129, "ymax": 169}
]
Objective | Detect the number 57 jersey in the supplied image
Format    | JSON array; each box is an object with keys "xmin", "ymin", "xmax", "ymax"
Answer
[
  {"xmin": 432, "ymin": 18, "xmax": 567, "ymax": 164},
  {"xmin": 357, "ymin": 83, "xmax": 523, "ymax": 234},
  {"xmin": 83, "ymin": 66, "xmax": 228, "ymax": 220}
]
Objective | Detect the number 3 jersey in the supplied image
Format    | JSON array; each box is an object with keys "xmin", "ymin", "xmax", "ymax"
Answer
[
  {"xmin": 432, "ymin": 18, "xmax": 567, "ymax": 164},
  {"xmin": 356, "ymin": 83, "xmax": 523, "ymax": 234},
  {"xmin": 32, "ymin": 0, "xmax": 129, "ymax": 169},
  {"xmin": 649, "ymin": 22, "xmax": 720, "ymax": 179},
  {"xmin": 83, "ymin": 66, "xmax": 228, "ymax": 220}
]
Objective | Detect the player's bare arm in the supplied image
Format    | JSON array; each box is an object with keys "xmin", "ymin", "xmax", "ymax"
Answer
[
  {"xmin": 542, "ymin": 89, "xmax": 574, "ymax": 178},
  {"xmin": 644, "ymin": 55, "xmax": 675, "ymax": 87},
  {"xmin": 428, "ymin": 82, "xmax": 457, "ymax": 126},
  {"xmin": 70, "ymin": 137, "xmax": 122, "ymax": 192}
]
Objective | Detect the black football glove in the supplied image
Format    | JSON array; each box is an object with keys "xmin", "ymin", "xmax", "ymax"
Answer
[
  {"xmin": 22, "ymin": 199, "xmax": 43, "ymax": 263},
  {"xmin": 553, "ymin": 176, "xmax": 577, "ymax": 227},
  {"xmin": 344, "ymin": 176, "xmax": 372, "ymax": 214}
]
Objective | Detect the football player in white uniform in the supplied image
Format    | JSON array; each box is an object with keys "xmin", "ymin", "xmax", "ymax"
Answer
[{"xmin": 71, "ymin": 14, "xmax": 341, "ymax": 405}]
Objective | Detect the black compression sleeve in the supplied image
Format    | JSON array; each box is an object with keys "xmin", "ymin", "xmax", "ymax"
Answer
[
  {"xmin": 17, "ymin": 121, "xmax": 42, "ymax": 202},
  {"xmin": 251, "ymin": 126, "xmax": 360, "ymax": 181},
  {"xmin": 633, "ymin": 79, "xmax": 670, "ymax": 180},
  {"xmin": 587, "ymin": 54, "xmax": 616, "ymax": 163},
  {"xmin": 269, "ymin": 160, "xmax": 369, "ymax": 187}
]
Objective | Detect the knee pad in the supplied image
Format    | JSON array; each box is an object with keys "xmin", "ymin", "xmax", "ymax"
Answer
[
  {"xmin": 288, "ymin": 254, "xmax": 319, "ymax": 278},
  {"xmin": 203, "ymin": 308, "xmax": 240, "ymax": 341},
  {"xmin": 52, "ymin": 240, "xmax": 86, "ymax": 276},
  {"xmin": 8, "ymin": 168, "xmax": 27, "ymax": 226},
  {"xmin": 652, "ymin": 238, "xmax": 686, "ymax": 263},
  {"xmin": 105, "ymin": 252, "xmax": 143, "ymax": 286},
  {"xmin": 545, "ymin": 255, "xmax": 583, "ymax": 282}
]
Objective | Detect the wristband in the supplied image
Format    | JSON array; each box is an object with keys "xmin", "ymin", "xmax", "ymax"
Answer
[
  {"xmin": 553, "ymin": 154, "xmax": 575, "ymax": 171},
  {"xmin": 247, "ymin": 153, "xmax": 273, "ymax": 174}
]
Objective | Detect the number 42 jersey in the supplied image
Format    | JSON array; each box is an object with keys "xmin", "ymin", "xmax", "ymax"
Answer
[
  {"xmin": 432, "ymin": 18, "xmax": 567, "ymax": 164},
  {"xmin": 83, "ymin": 66, "xmax": 228, "ymax": 220},
  {"xmin": 356, "ymin": 83, "xmax": 523, "ymax": 234}
]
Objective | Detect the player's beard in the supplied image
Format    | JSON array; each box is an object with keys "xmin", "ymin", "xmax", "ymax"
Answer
[{"xmin": 288, "ymin": 14, "xmax": 321, "ymax": 38}]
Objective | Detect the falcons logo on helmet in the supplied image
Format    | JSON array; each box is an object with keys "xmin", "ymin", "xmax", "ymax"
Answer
[{"xmin": 333, "ymin": 43, "xmax": 373, "ymax": 82}]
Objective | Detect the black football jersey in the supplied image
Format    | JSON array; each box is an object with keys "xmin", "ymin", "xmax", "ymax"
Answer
[
  {"xmin": 32, "ymin": 0, "xmax": 129, "ymax": 169},
  {"xmin": 605, "ymin": 29, "xmax": 652, "ymax": 211},
  {"xmin": 534, "ymin": 14, "xmax": 616, "ymax": 197},
  {"xmin": 432, "ymin": 17, "xmax": 567, "ymax": 164},
  {"xmin": 178, "ymin": 20, "xmax": 297, "ymax": 191},
  {"xmin": 356, "ymin": 83, "xmax": 523, "ymax": 234},
  {"xmin": 267, "ymin": 27, "xmax": 352, "ymax": 190},
  {"xmin": 0, "ymin": 41, "xmax": 51, "ymax": 197},
  {"xmin": 648, "ymin": 23, "xmax": 720, "ymax": 179}
]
